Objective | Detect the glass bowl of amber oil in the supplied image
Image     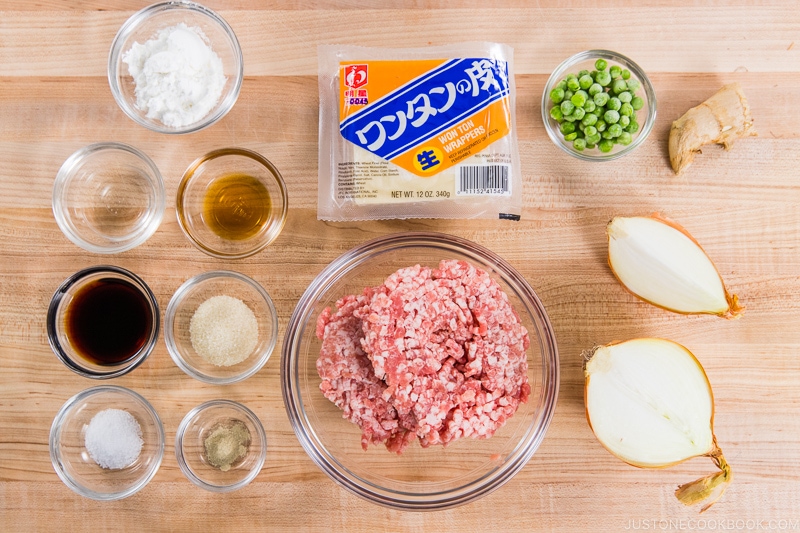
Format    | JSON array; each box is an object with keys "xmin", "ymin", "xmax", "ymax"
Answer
[
  {"xmin": 47, "ymin": 266, "xmax": 160, "ymax": 379},
  {"xmin": 176, "ymin": 148, "xmax": 288, "ymax": 259},
  {"xmin": 175, "ymin": 399, "xmax": 266, "ymax": 492}
]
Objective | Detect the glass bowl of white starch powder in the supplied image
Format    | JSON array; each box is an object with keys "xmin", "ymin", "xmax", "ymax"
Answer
[
  {"xmin": 108, "ymin": 1, "xmax": 243, "ymax": 134},
  {"xmin": 49, "ymin": 385, "xmax": 164, "ymax": 501},
  {"xmin": 165, "ymin": 270, "xmax": 278, "ymax": 384}
]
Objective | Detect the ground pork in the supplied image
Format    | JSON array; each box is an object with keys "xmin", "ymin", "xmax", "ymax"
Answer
[{"xmin": 316, "ymin": 260, "xmax": 530, "ymax": 454}]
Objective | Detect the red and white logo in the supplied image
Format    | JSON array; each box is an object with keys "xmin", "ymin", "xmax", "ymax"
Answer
[{"xmin": 344, "ymin": 64, "xmax": 368, "ymax": 89}]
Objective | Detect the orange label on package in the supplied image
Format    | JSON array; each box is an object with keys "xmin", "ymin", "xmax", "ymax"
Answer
[{"xmin": 338, "ymin": 58, "xmax": 511, "ymax": 178}]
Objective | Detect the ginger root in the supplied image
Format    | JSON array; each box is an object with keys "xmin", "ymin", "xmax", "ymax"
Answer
[{"xmin": 669, "ymin": 82, "xmax": 756, "ymax": 174}]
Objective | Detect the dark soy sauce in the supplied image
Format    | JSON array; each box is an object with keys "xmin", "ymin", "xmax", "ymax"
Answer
[{"xmin": 66, "ymin": 278, "xmax": 152, "ymax": 365}]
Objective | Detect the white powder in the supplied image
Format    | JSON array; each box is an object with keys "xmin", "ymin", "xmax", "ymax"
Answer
[
  {"xmin": 84, "ymin": 408, "xmax": 144, "ymax": 470},
  {"xmin": 189, "ymin": 295, "xmax": 259, "ymax": 367},
  {"xmin": 122, "ymin": 23, "xmax": 226, "ymax": 129}
]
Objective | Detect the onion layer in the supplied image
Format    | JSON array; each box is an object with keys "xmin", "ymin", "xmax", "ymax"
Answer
[{"xmin": 607, "ymin": 215, "xmax": 743, "ymax": 318}]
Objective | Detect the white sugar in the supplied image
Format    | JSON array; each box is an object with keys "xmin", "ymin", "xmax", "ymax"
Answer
[{"xmin": 84, "ymin": 408, "xmax": 143, "ymax": 470}]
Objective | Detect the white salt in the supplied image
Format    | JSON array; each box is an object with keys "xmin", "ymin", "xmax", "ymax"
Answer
[{"xmin": 85, "ymin": 408, "xmax": 143, "ymax": 470}]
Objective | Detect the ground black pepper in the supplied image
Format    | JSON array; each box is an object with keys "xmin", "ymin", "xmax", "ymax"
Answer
[{"xmin": 203, "ymin": 419, "xmax": 250, "ymax": 471}]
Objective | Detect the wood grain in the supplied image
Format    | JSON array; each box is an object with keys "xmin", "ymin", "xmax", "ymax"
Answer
[{"xmin": 1, "ymin": 1, "xmax": 799, "ymax": 531}]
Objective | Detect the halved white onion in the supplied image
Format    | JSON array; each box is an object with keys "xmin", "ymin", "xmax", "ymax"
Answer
[
  {"xmin": 584, "ymin": 338, "xmax": 732, "ymax": 512},
  {"xmin": 607, "ymin": 215, "xmax": 743, "ymax": 318}
]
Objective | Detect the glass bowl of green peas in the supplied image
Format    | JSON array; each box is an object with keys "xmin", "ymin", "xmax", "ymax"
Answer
[{"xmin": 541, "ymin": 50, "xmax": 656, "ymax": 161}]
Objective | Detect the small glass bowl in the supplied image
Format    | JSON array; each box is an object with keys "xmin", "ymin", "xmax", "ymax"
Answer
[
  {"xmin": 108, "ymin": 1, "xmax": 243, "ymax": 134},
  {"xmin": 47, "ymin": 266, "xmax": 160, "ymax": 379},
  {"xmin": 176, "ymin": 148, "xmax": 288, "ymax": 259},
  {"xmin": 52, "ymin": 142, "xmax": 165, "ymax": 254},
  {"xmin": 541, "ymin": 49, "xmax": 657, "ymax": 161},
  {"xmin": 165, "ymin": 270, "xmax": 278, "ymax": 384},
  {"xmin": 49, "ymin": 385, "xmax": 165, "ymax": 501},
  {"xmin": 175, "ymin": 400, "xmax": 267, "ymax": 492},
  {"xmin": 282, "ymin": 232, "xmax": 559, "ymax": 510}
]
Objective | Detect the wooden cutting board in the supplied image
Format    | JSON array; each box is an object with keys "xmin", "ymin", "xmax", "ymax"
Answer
[{"xmin": 1, "ymin": 1, "xmax": 799, "ymax": 531}]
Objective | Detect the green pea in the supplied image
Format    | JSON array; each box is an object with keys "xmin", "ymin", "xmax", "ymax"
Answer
[
  {"xmin": 564, "ymin": 90, "xmax": 574, "ymax": 101},
  {"xmin": 550, "ymin": 106, "xmax": 564, "ymax": 122},
  {"xmin": 594, "ymin": 92, "xmax": 610, "ymax": 106},
  {"xmin": 627, "ymin": 120, "xmax": 640, "ymax": 133},
  {"xmin": 572, "ymin": 107, "xmax": 586, "ymax": 120},
  {"xmin": 586, "ymin": 143, "xmax": 596, "ymax": 149},
  {"xmin": 608, "ymin": 123, "xmax": 623, "ymax": 137},
  {"xmin": 627, "ymin": 79, "xmax": 641, "ymax": 93},
  {"xmin": 579, "ymin": 75, "xmax": 593, "ymax": 90},
  {"xmin": 595, "ymin": 70, "xmax": 612, "ymax": 87},
  {"xmin": 571, "ymin": 90, "xmax": 588, "ymax": 107},
  {"xmin": 550, "ymin": 87, "xmax": 565, "ymax": 104},
  {"xmin": 578, "ymin": 69, "xmax": 590, "ymax": 78},
  {"xmin": 567, "ymin": 77, "xmax": 580, "ymax": 91},
  {"xmin": 584, "ymin": 125, "xmax": 598, "ymax": 137},
  {"xmin": 586, "ymin": 133, "xmax": 602, "ymax": 145},
  {"xmin": 560, "ymin": 121, "xmax": 575, "ymax": 135},
  {"xmin": 593, "ymin": 106, "xmax": 605, "ymax": 117},
  {"xmin": 595, "ymin": 58, "xmax": 608, "ymax": 71},
  {"xmin": 560, "ymin": 100, "xmax": 575, "ymax": 115},
  {"xmin": 583, "ymin": 100, "xmax": 596, "ymax": 113},
  {"xmin": 610, "ymin": 65, "xmax": 622, "ymax": 78},
  {"xmin": 619, "ymin": 115, "xmax": 631, "ymax": 128},
  {"xmin": 618, "ymin": 131, "xmax": 633, "ymax": 145},
  {"xmin": 618, "ymin": 91, "xmax": 632, "ymax": 103},
  {"xmin": 563, "ymin": 114, "xmax": 577, "ymax": 122},
  {"xmin": 599, "ymin": 139, "xmax": 615, "ymax": 152},
  {"xmin": 557, "ymin": 80, "xmax": 568, "ymax": 91},
  {"xmin": 564, "ymin": 132, "xmax": 578, "ymax": 141},
  {"xmin": 595, "ymin": 120, "xmax": 607, "ymax": 132},
  {"xmin": 612, "ymin": 79, "xmax": 627, "ymax": 94},
  {"xmin": 631, "ymin": 96, "xmax": 644, "ymax": 110},
  {"xmin": 620, "ymin": 102, "xmax": 634, "ymax": 117},
  {"xmin": 621, "ymin": 69, "xmax": 631, "ymax": 80},
  {"xmin": 577, "ymin": 121, "xmax": 585, "ymax": 131},
  {"xmin": 588, "ymin": 83, "xmax": 603, "ymax": 96},
  {"xmin": 608, "ymin": 97, "xmax": 622, "ymax": 111},
  {"xmin": 573, "ymin": 138, "xmax": 587, "ymax": 151},
  {"xmin": 604, "ymin": 109, "xmax": 620, "ymax": 124},
  {"xmin": 581, "ymin": 113, "xmax": 598, "ymax": 127}
]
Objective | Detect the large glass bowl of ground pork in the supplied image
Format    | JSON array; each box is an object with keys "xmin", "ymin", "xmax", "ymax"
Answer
[{"xmin": 282, "ymin": 232, "xmax": 559, "ymax": 510}]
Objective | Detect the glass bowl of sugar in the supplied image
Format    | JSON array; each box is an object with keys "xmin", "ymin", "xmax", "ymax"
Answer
[
  {"xmin": 164, "ymin": 270, "xmax": 278, "ymax": 385},
  {"xmin": 108, "ymin": 1, "xmax": 243, "ymax": 134},
  {"xmin": 49, "ymin": 385, "xmax": 164, "ymax": 501}
]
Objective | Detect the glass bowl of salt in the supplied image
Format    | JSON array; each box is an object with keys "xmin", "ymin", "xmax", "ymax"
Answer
[
  {"xmin": 108, "ymin": 1, "xmax": 243, "ymax": 134},
  {"xmin": 49, "ymin": 385, "xmax": 164, "ymax": 501},
  {"xmin": 164, "ymin": 270, "xmax": 278, "ymax": 385}
]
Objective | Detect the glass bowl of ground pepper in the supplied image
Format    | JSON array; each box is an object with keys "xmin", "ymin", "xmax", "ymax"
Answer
[
  {"xmin": 541, "ymin": 49, "xmax": 657, "ymax": 161},
  {"xmin": 175, "ymin": 399, "xmax": 266, "ymax": 492},
  {"xmin": 165, "ymin": 270, "xmax": 278, "ymax": 384},
  {"xmin": 176, "ymin": 148, "xmax": 288, "ymax": 259},
  {"xmin": 47, "ymin": 266, "xmax": 160, "ymax": 379},
  {"xmin": 49, "ymin": 385, "xmax": 165, "ymax": 501}
]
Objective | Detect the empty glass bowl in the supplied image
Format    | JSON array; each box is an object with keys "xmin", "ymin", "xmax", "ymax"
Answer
[
  {"xmin": 108, "ymin": 1, "xmax": 243, "ymax": 134},
  {"xmin": 541, "ymin": 49, "xmax": 657, "ymax": 161},
  {"xmin": 47, "ymin": 265, "xmax": 160, "ymax": 379},
  {"xmin": 176, "ymin": 148, "xmax": 288, "ymax": 259},
  {"xmin": 165, "ymin": 270, "xmax": 278, "ymax": 384},
  {"xmin": 175, "ymin": 400, "xmax": 267, "ymax": 492},
  {"xmin": 49, "ymin": 385, "xmax": 165, "ymax": 501},
  {"xmin": 52, "ymin": 142, "xmax": 165, "ymax": 253},
  {"xmin": 281, "ymin": 232, "xmax": 560, "ymax": 510}
]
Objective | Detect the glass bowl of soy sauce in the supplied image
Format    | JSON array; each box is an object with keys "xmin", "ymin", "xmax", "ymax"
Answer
[
  {"xmin": 47, "ymin": 266, "xmax": 160, "ymax": 379},
  {"xmin": 176, "ymin": 148, "xmax": 288, "ymax": 259}
]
